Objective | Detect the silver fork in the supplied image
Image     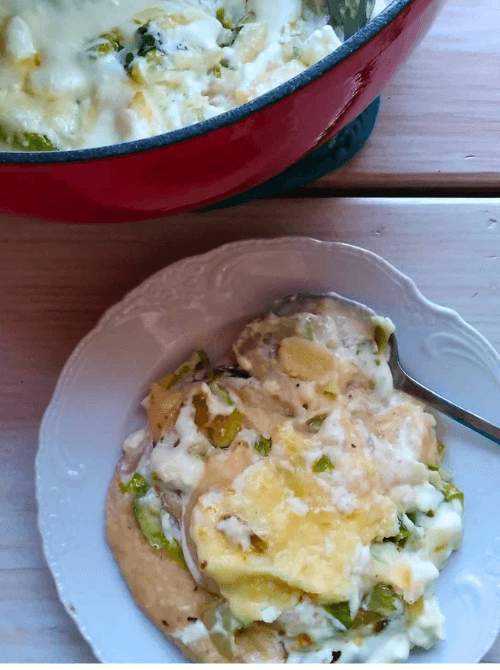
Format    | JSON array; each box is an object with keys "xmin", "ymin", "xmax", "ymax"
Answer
[
  {"xmin": 388, "ymin": 333, "xmax": 500, "ymax": 446},
  {"xmin": 272, "ymin": 292, "xmax": 500, "ymax": 446}
]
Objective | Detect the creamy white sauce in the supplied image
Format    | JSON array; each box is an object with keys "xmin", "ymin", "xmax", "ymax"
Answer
[
  {"xmin": 122, "ymin": 427, "xmax": 147, "ymax": 455},
  {"xmin": 161, "ymin": 509, "xmax": 182, "ymax": 542},
  {"xmin": 216, "ymin": 514, "xmax": 253, "ymax": 551},
  {"xmin": 172, "ymin": 618, "xmax": 210, "ymax": 644},
  {"xmin": 260, "ymin": 605, "xmax": 282, "ymax": 623},
  {"xmin": 317, "ymin": 408, "xmax": 345, "ymax": 443},
  {"xmin": 202, "ymin": 381, "xmax": 235, "ymax": 417},
  {"xmin": 234, "ymin": 427, "xmax": 260, "ymax": 448},
  {"xmin": 371, "ymin": 543, "xmax": 440, "ymax": 604},
  {"xmin": 150, "ymin": 403, "xmax": 208, "ymax": 496},
  {"xmin": 0, "ymin": 0, "xmax": 390, "ymax": 151},
  {"xmin": 118, "ymin": 296, "xmax": 462, "ymax": 663},
  {"xmin": 330, "ymin": 484, "xmax": 358, "ymax": 514},
  {"xmin": 282, "ymin": 586, "xmax": 445, "ymax": 663},
  {"xmin": 288, "ymin": 494, "xmax": 309, "ymax": 516}
]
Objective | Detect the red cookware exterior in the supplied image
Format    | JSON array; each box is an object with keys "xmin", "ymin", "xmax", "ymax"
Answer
[{"xmin": 0, "ymin": 0, "xmax": 444, "ymax": 223}]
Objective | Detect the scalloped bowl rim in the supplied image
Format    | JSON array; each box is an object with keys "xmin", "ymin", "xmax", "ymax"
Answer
[
  {"xmin": 42, "ymin": 238, "xmax": 500, "ymax": 373},
  {"xmin": 36, "ymin": 236, "xmax": 500, "ymax": 663}
]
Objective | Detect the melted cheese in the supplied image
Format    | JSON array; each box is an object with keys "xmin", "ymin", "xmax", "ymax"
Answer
[
  {"xmin": 118, "ymin": 293, "xmax": 463, "ymax": 662},
  {"xmin": 0, "ymin": 0, "xmax": 390, "ymax": 151},
  {"xmin": 191, "ymin": 457, "xmax": 397, "ymax": 624}
]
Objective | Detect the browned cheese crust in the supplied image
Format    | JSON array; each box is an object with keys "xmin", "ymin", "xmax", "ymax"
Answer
[{"xmin": 106, "ymin": 471, "xmax": 287, "ymax": 663}]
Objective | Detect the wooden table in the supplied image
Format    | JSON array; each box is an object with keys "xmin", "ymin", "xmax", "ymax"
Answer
[
  {"xmin": 1, "ymin": 0, "xmax": 500, "ymax": 663},
  {"xmin": 309, "ymin": 0, "xmax": 500, "ymax": 195},
  {"xmin": 1, "ymin": 198, "xmax": 499, "ymax": 662}
]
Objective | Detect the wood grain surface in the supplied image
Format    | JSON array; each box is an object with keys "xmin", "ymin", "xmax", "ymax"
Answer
[
  {"xmin": 314, "ymin": 0, "xmax": 500, "ymax": 193},
  {"xmin": 0, "ymin": 197, "xmax": 499, "ymax": 662}
]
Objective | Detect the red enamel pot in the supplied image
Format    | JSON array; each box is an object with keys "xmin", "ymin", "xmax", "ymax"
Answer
[{"xmin": 0, "ymin": 0, "xmax": 444, "ymax": 223}]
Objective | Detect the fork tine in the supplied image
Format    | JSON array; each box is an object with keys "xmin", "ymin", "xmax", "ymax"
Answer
[
  {"xmin": 324, "ymin": 0, "xmax": 345, "ymax": 27},
  {"xmin": 325, "ymin": 0, "xmax": 369, "ymax": 39},
  {"xmin": 343, "ymin": 0, "xmax": 369, "ymax": 38}
]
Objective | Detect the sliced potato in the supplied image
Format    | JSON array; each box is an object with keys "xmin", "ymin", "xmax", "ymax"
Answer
[
  {"xmin": 147, "ymin": 385, "xmax": 183, "ymax": 443},
  {"xmin": 278, "ymin": 336, "xmax": 336, "ymax": 381}
]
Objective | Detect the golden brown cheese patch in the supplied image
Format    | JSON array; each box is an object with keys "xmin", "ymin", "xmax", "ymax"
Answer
[{"xmin": 191, "ymin": 458, "xmax": 397, "ymax": 624}]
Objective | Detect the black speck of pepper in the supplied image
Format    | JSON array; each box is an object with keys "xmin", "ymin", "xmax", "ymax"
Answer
[
  {"xmin": 142, "ymin": 34, "xmax": 156, "ymax": 48},
  {"xmin": 279, "ymin": 640, "xmax": 289, "ymax": 660},
  {"xmin": 123, "ymin": 51, "xmax": 134, "ymax": 68},
  {"xmin": 161, "ymin": 620, "xmax": 169, "ymax": 627},
  {"xmin": 374, "ymin": 619, "xmax": 388, "ymax": 634},
  {"xmin": 296, "ymin": 384, "xmax": 300, "ymax": 388},
  {"xmin": 173, "ymin": 438, "xmax": 180, "ymax": 448},
  {"xmin": 187, "ymin": 616, "xmax": 198, "ymax": 622},
  {"xmin": 331, "ymin": 651, "xmax": 341, "ymax": 663},
  {"xmin": 351, "ymin": 443, "xmax": 356, "ymax": 448},
  {"xmin": 193, "ymin": 586, "xmax": 198, "ymax": 592}
]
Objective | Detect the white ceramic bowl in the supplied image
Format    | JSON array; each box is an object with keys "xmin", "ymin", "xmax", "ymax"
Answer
[{"xmin": 37, "ymin": 237, "xmax": 500, "ymax": 662}]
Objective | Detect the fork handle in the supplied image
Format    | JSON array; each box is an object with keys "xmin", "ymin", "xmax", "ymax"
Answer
[{"xmin": 397, "ymin": 373, "xmax": 500, "ymax": 446}]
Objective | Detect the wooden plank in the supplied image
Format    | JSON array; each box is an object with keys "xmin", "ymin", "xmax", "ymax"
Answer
[
  {"xmin": 313, "ymin": 0, "xmax": 500, "ymax": 191},
  {"xmin": 0, "ymin": 198, "xmax": 499, "ymax": 661}
]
